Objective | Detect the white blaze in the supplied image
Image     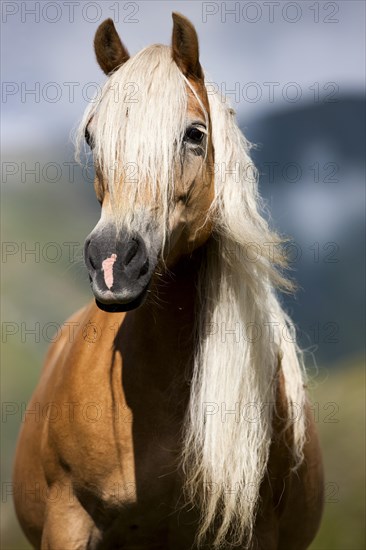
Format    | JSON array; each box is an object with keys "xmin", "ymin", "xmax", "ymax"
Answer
[{"xmin": 102, "ymin": 254, "xmax": 117, "ymax": 289}]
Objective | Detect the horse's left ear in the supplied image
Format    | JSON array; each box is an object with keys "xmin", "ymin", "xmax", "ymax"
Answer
[
  {"xmin": 171, "ymin": 13, "xmax": 203, "ymax": 80},
  {"xmin": 94, "ymin": 19, "xmax": 130, "ymax": 75}
]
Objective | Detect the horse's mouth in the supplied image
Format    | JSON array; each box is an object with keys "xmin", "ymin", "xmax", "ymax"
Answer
[{"xmin": 95, "ymin": 279, "xmax": 152, "ymax": 313}]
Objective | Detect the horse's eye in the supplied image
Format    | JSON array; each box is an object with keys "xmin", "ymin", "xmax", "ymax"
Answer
[
  {"xmin": 85, "ymin": 127, "xmax": 94, "ymax": 149},
  {"xmin": 184, "ymin": 126, "xmax": 205, "ymax": 144}
]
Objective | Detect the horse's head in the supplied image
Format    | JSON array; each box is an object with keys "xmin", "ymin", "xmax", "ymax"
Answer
[{"xmin": 81, "ymin": 14, "xmax": 215, "ymax": 311}]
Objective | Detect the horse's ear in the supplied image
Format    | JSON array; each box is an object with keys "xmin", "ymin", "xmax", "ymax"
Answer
[
  {"xmin": 171, "ymin": 13, "xmax": 203, "ymax": 80},
  {"xmin": 94, "ymin": 19, "xmax": 130, "ymax": 75}
]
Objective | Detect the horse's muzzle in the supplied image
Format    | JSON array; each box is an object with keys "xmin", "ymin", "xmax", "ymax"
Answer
[{"xmin": 84, "ymin": 228, "xmax": 155, "ymax": 312}]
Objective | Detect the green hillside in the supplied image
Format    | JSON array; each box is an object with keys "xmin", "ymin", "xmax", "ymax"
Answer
[{"xmin": 308, "ymin": 362, "xmax": 365, "ymax": 550}]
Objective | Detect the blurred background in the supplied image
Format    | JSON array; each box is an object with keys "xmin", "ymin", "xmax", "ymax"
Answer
[{"xmin": 1, "ymin": 1, "xmax": 365, "ymax": 548}]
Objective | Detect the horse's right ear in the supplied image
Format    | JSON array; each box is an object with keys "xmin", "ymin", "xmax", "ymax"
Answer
[{"xmin": 94, "ymin": 19, "xmax": 130, "ymax": 75}]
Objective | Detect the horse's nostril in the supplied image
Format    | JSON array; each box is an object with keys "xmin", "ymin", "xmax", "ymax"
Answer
[
  {"xmin": 139, "ymin": 259, "xmax": 149, "ymax": 277},
  {"xmin": 89, "ymin": 254, "xmax": 97, "ymax": 271},
  {"xmin": 85, "ymin": 242, "xmax": 97, "ymax": 272},
  {"xmin": 125, "ymin": 240, "xmax": 139, "ymax": 265}
]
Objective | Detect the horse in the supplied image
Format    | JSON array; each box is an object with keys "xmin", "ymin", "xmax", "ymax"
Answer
[{"xmin": 13, "ymin": 13, "xmax": 324, "ymax": 549}]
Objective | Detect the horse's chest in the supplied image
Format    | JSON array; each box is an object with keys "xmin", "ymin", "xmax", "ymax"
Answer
[
  {"xmin": 54, "ymin": 397, "xmax": 191, "ymax": 548},
  {"xmin": 49, "ymin": 378, "xmax": 185, "ymax": 511},
  {"xmin": 44, "ymin": 329, "xmax": 193, "ymax": 545}
]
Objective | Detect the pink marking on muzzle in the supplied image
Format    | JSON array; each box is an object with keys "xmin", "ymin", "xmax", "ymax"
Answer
[{"xmin": 102, "ymin": 254, "xmax": 117, "ymax": 289}]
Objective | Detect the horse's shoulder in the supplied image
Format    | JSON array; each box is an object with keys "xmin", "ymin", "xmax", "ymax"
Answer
[
  {"xmin": 33, "ymin": 302, "xmax": 132, "ymax": 488},
  {"xmin": 32, "ymin": 301, "xmax": 127, "ymax": 421}
]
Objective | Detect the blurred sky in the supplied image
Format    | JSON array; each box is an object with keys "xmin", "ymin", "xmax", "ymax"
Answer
[{"xmin": 1, "ymin": 0, "xmax": 365, "ymax": 152}]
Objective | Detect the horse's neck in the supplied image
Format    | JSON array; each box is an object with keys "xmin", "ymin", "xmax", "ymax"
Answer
[{"xmin": 115, "ymin": 244, "xmax": 205, "ymax": 408}]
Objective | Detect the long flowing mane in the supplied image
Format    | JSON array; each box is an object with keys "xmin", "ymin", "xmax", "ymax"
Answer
[
  {"xmin": 183, "ymin": 88, "xmax": 307, "ymax": 547},
  {"xmin": 76, "ymin": 45, "xmax": 307, "ymax": 548}
]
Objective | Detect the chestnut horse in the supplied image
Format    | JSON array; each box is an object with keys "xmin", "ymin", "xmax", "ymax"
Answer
[{"xmin": 13, "ymin": 14, "xmax": 324, "ymax": 550}]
